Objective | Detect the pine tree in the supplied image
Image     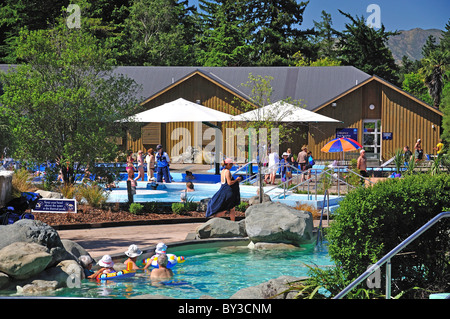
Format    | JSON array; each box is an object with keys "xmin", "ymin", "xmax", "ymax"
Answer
[
  {"xmin": 120, "ymin": 0, "xmax": 197, "ymax": 66},
  {"xmin": 197, "ymin": 0, "xmax": 252, "ymax": 66},
  {"xmin": 312, "ymin": 10, "xmax": 336, "ymax": 59},
  {"xmin": 334, "ymin": 10, "xmax": 399, "ymax": 85},
  {"xmin": 245, "ymin": 0, "xmax": 313, "ymax": 66}
]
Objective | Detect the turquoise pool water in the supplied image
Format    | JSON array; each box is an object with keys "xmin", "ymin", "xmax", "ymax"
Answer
[{"xmin": 19, "ymin": 243, "xmax": 333, "ymax": 299}]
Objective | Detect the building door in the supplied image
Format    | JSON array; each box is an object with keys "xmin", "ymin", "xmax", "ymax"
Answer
[{"xmin": 363, "ymin": 119, "xmax": 381, "ymax": 160}]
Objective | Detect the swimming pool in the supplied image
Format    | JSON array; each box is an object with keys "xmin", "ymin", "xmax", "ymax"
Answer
[
  {"xmin": 107, "ymin": 182, "xmax": 342, "ymax": 209},
  {"xmin": 36, "ymin": 242, "xmax": 333, "ymax": 299}
]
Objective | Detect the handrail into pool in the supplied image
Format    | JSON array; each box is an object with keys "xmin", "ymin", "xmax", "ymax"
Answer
[
  {"xmin": 232, "ymin": 161, "xmax": 256, "ymax": 179},
  {"xmin": 316, "ymin": 190, "xmax": 330, "ymax": 247},
  {"xmin": 333, "ymin": 211, "xmax": 450, "ymax": 299}
]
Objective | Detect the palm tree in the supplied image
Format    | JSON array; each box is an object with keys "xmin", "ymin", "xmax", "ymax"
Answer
[{"xmin": 420, "ymin": 50, "xmax": 449, "ymax": 109}]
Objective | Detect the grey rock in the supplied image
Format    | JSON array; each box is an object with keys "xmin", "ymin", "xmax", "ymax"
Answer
[
  {"xmin": 35, "ymin": 190, "xmax": 63, "ymax": 199},
  {"xmin": 196, "ymin": 198, "xmax": 211, "ymax": 212},
  {"xmin": 0, "ymin": 219, "xmax": 68, "ymax": 266},
  {"xmin": 61, "ymin": 239, "xmax": 92, "ymax": 260},
  {"xmin": 245, "ymin": 202, "xmax": 314, "ymax": 246},
  {"xmin": 230, "ymin": 275, "xmax": 305, "ymax": 299},
  {"xmin": 0, "ymin": 242, "xmax": 52, "ymax": 279},
  {"xmin": 196, "ymin": 218, "xmax": 247, "ymax": 239},
  {"xmin": 248, "ymin": 194, "xmax": 272, "ymax": 205},
  {"xmin": 16, "ymin": 280, "xmax": 59, "ymax": 295},
  {"xmin": 249, "ymin": 242, "xmax": 299, "ymax": 251}
]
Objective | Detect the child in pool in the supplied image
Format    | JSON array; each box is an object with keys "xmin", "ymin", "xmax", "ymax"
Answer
[
  {"xmin": 123, "ymin": 244, "xmax": 143, "ymax": 270},
  {"xmin": 143, "ymin": 242, "xmax": 167, "ymax": 270},
  {"xmin": 88, "ymin": 255, "xmax": 115, "ymax": 279}
]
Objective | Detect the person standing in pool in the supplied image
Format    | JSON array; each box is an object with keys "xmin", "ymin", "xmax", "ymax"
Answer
[{"xmin": 206, "ymin": 158, "xmax": 241, "ymax": 221}]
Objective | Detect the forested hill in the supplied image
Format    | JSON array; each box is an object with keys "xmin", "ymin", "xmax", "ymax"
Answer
[{"xmin": 387, "ymin": 28, "xmax": 443, "ymax": 63}]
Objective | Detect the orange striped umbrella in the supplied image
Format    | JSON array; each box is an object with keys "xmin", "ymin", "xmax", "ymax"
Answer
[{"xmin": 321, "ymin": 137, "xmax": 362, "ymax": 153}]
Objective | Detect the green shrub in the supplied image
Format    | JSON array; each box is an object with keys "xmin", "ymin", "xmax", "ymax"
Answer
[
  {"xmin": 171, "ymin": 200, "xmax": 198, "ymax": 215},
  {"xmin": 236, "ymin": 201, "xmax": 249, "ymax": 212},
  {"xmin": 78, "ymin": 183, "xmax": 109, "ymax": 208},
  {"xmin": 12, "ymin": 168, "xmax": 34, "ymax": 197},
  {"xmin": 171, "ymin": 203, "xmax": 186, "ymax": 214},
  {"xmin": 143, "ymin": 201, "xmax": 159, "ymax": 213},
  {"xmin": 129, "ymin": 202, "xmax": 144, "ymax": 215},
  {"xmin": 327, "ymin": 174, "xmax": 450, "ymax": 298}
]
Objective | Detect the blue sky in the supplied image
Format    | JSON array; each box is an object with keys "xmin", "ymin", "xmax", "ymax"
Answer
[{"xmin": 189, "ymin": 0, "xmax": 449, "ymax": 32}]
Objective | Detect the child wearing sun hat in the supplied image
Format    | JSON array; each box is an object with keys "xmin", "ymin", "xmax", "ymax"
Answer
[
  {"xmin": 123, "ymin": 244, "xmax": 143, "ymax": 270},
  {"xmin": 88, "ymin": 255, "xmax": 116, "ymax": 279},
  {"xmin": 143, "ymin": 242, "xmax": 167, "ymax": 270}
]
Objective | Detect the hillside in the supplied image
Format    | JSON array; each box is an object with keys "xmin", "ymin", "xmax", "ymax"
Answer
[{"xmin": 387, "ymin": 28, "xmax": 443, "ymax": 63}]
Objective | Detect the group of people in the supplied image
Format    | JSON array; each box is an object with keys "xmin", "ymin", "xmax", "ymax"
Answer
[
  {"xmin": 204, "ymin": 147, "xmax": 317, "ymax": 222},
  {"xmin": 356, "ymin": 138, "xmax": 446, "ymax": 182},
  {"xmin": 403, "ymin": 138, "xmax": 445, "ymax": 164},
  {"xmin": 263, "ymin": 146, "xmax": 315, "ymax": 185},
  {"xmin": 126, "ymin": 144, "xmax": 172, "ymax": 184},
  {"xmin": 79, "ymin": 242, "xmax": 173, "ymax": 282}
]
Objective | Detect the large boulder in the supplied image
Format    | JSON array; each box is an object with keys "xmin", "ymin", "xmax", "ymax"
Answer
[
  {"xmin": 0, "ymin": 242, "xmax": 53, "ymax": 279},
  {"xmin": 0, "ymin": 219, "xmax": 71, "ymax": 266},
  {"xmin": 16, "ymin": 280, "xmax": 59, "ymax": 295},
  {"xmin": 230, "ymin": 275, "xmax": 305, "ymax": 299},
  {"xmin": 245, "ymin": 202, "xmax": 314, "ymax": 246},
  {"xmin": 248, "ymin": 194, "xmax": 271, "ymax": 206},
  {"xmin": 61, "ymin": 239, "xmax": 92, "ymax": 260},
  {"xmin": 35, "ymin": 190, "xmax": 63, "ymax": 199},
  {"xmin": 196, "ymin": 218, "xmax": 247, "ymax": 239}
]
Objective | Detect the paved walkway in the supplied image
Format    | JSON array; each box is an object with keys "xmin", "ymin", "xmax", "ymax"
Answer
[{"xmin": 58, "ymin": 222, "xmax": 203, "ymax": 259}]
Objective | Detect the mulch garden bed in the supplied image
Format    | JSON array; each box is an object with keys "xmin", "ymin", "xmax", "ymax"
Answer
[{"xmin": 32, "ymin": 204, "xmax": 245, "ymax": 227}]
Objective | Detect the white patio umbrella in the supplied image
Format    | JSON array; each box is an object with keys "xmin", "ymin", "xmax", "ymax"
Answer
[
  {"xmin": 119, "ymin": 98, "xmax": 232, "ymax": 174},
  {"xmin": 121, "ymin": 98, "xmax": 233, "ymax": 123},
  {"xmin": 231, "ymin": 100, "xmax": 340, "ymax": 203},
  {"xmin": 231, "ymin": 100, "xmax": 340, "ymax": 123}
]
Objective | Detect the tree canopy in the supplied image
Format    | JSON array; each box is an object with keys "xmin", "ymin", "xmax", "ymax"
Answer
[{"xmin": 0, "ymin": 22, "xmax": 141, "ymax": 184}]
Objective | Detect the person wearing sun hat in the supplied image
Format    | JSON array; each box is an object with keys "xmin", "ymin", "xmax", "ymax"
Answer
[
  {"xmin": 88, "ymin": 254, "xmax": 116, "ymax": 279},
  {"xmin": 279, "ymin": 152, "xmax": 293, "ymax": 185},
  {"xmin": 123, "ymin": 244, "xmax": 143, "ymax": 270},
  {"xmin": 143, "ymin": 242, "xmax": 168, "ymax": 270},
  {"xmin": 205, "ymin": 157, "xmax": 241, "ymax": 221}
]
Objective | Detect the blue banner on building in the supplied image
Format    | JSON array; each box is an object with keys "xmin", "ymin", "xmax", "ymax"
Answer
[
  {"xmin": 32, "ymin": 199, "xmax": 77, "ymax": 213},
  {"xmin": 336, "ymin": 128, "xmax": 358, "ymax": 141}
]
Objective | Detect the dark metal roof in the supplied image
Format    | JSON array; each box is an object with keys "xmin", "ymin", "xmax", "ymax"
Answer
[
  {"xmin": 1, "ymin": 64, "xmax": 371, "ymax": 111},
  {"xmin": 112, "ymin": 66, "xmax": 372, "ymax": 111}
]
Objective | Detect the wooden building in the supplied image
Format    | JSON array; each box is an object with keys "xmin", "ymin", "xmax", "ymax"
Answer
[{"xmin": 113, "ymin": 66, "xmax": 443, "ymax": 164}]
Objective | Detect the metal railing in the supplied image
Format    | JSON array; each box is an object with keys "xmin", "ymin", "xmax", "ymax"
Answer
[
  {"xmin": 236, "ymin": 162, "xmax": 375, "ymax": 201},
  {"xmin": 333, "ymin": 211, "xmax": 450, "ymax": 299},
  {"xmin": 265, "ymin": 165, "xmax": 370, "ymax": 200},
  {"xmin": 316, "ymin": 190, "xmax": 330, "ymax": 248},
  {"xmin": 232, "ymin": 161, "xmax": 256, "ymax": 181}
]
